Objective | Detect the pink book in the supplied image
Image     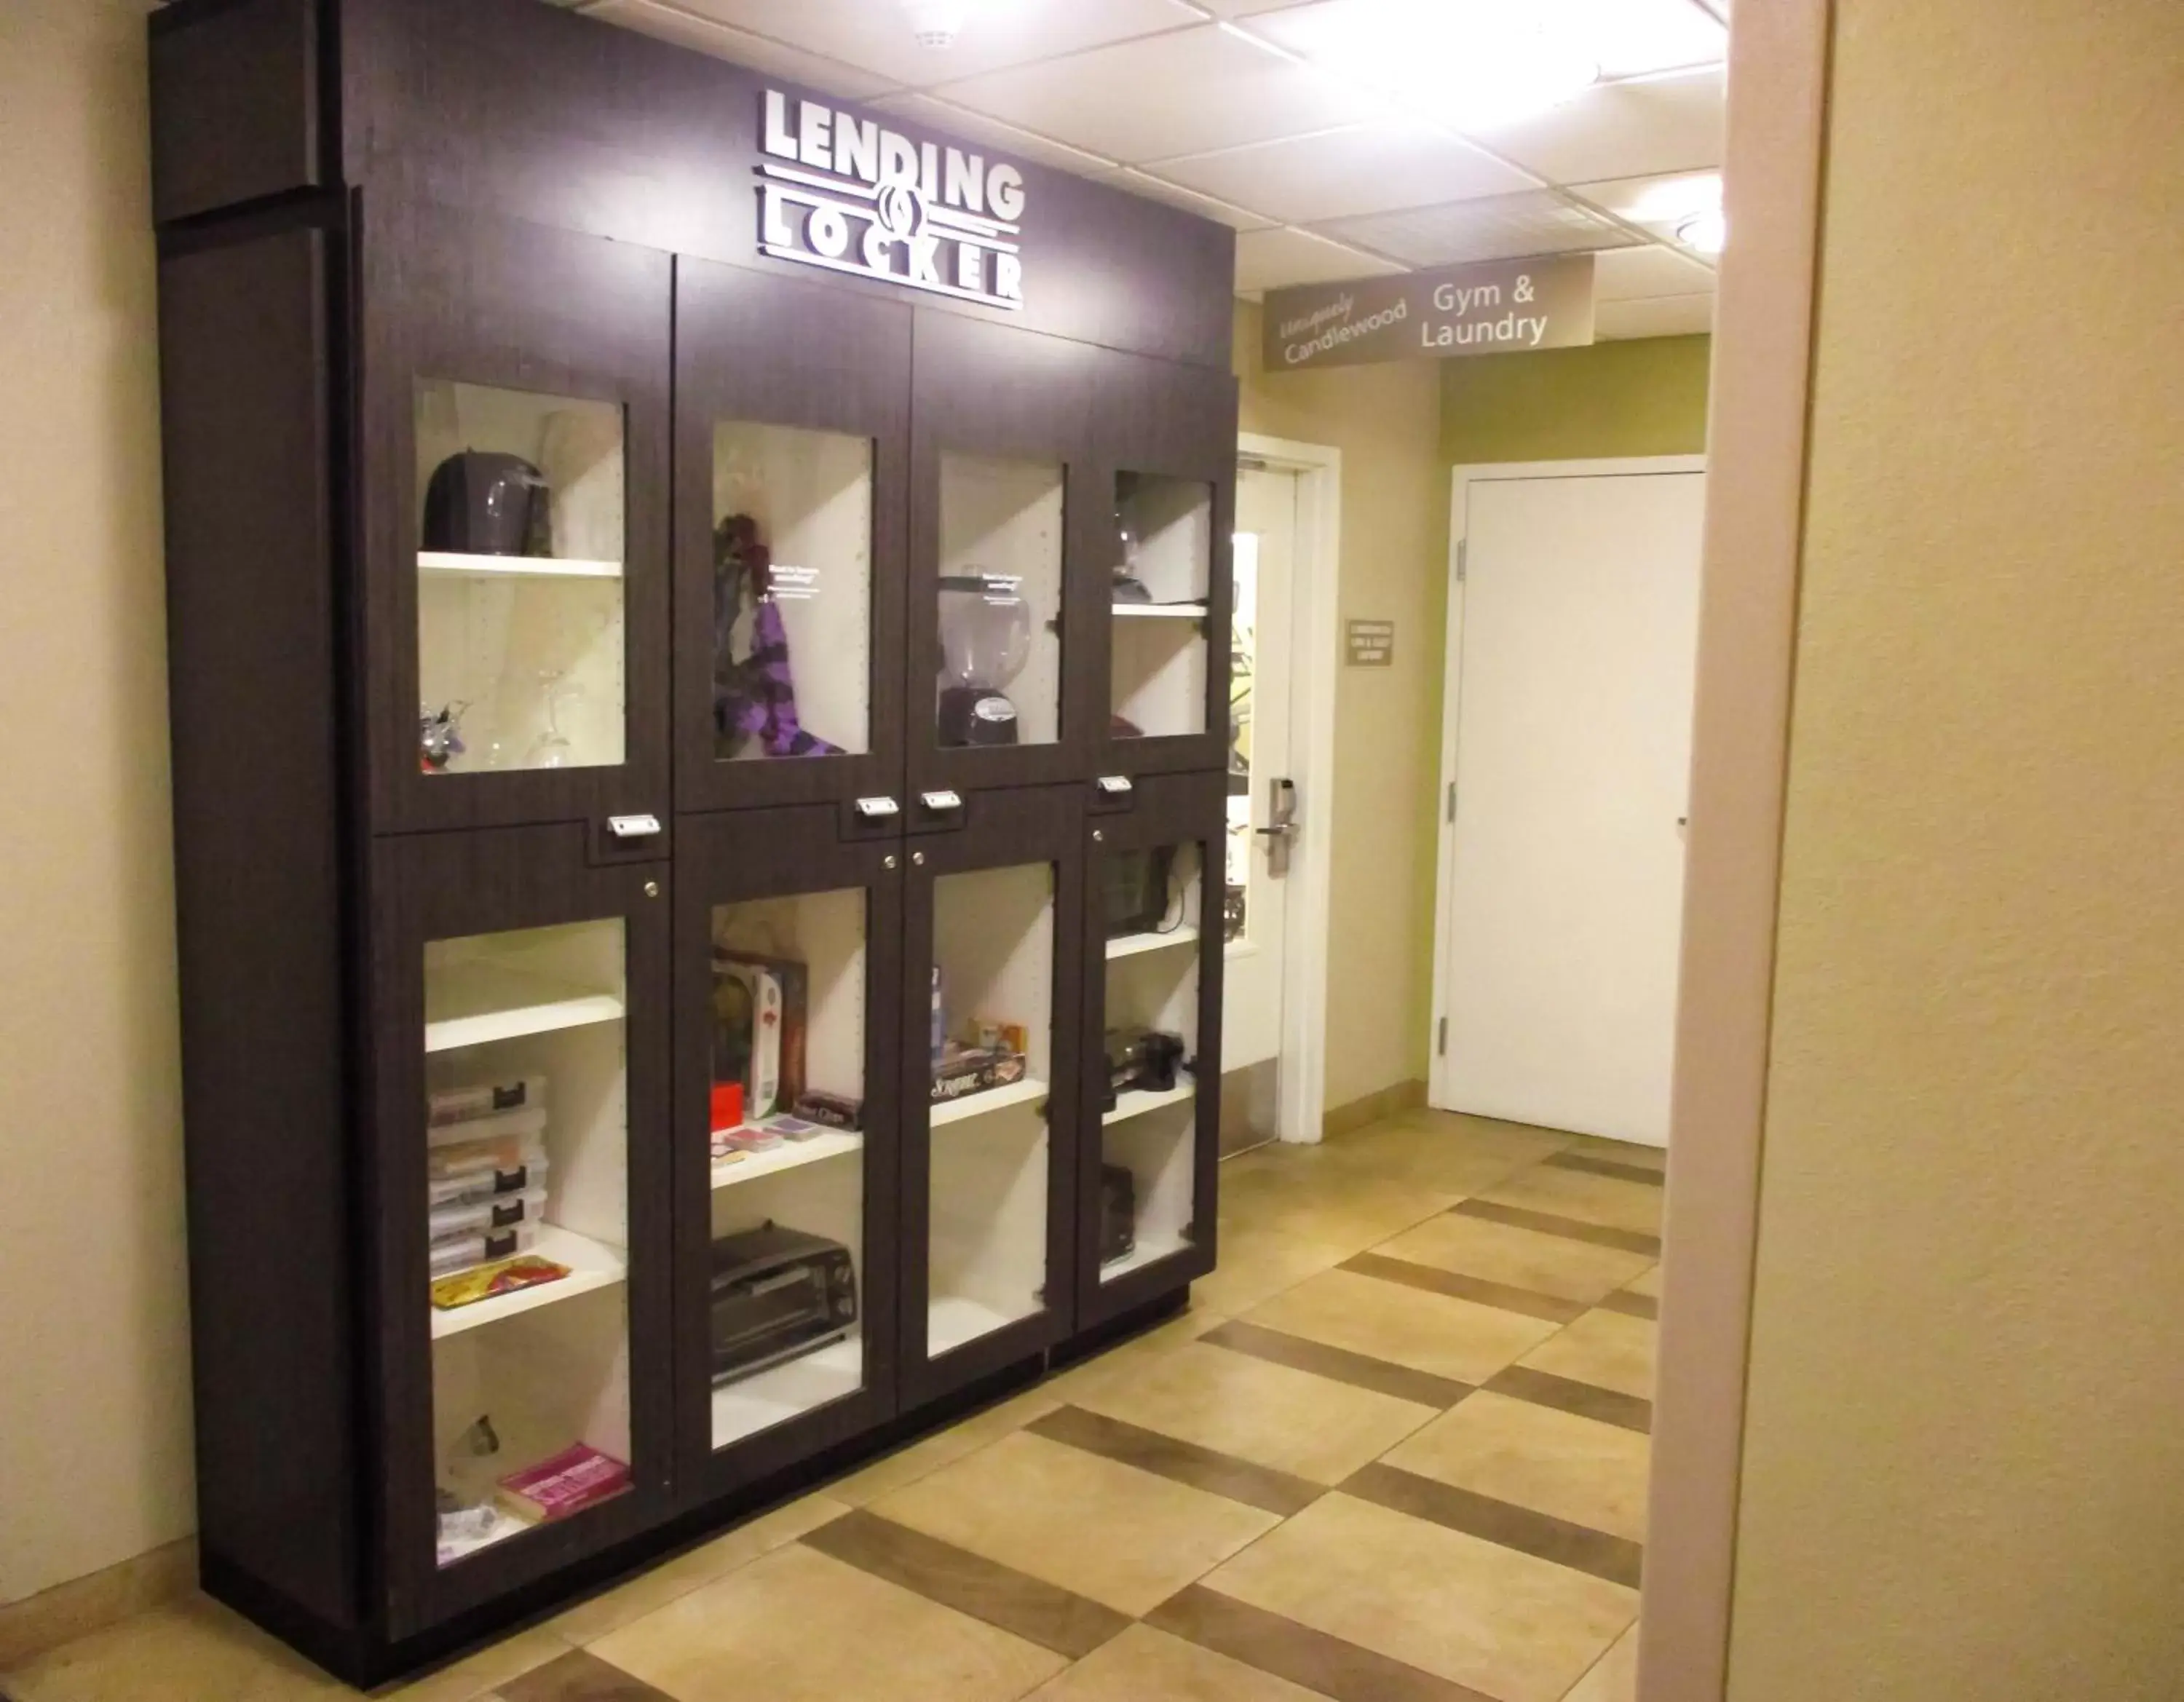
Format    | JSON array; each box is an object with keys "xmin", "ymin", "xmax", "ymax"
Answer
[{"xmin": 496, "ymin": 1444, "xmax": 630, "ymax": 1521}]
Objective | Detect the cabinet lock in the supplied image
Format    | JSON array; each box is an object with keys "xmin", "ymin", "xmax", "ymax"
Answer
[
  {"xmin": 607, "ymin": 813, "xmax": 662, "ymax": 839},
  {"xmin": 1096, "ymin": 775, "xmax": 1133, "ymax": 796},
  {"xmin": 855, "ymin": 796, "xmax": 901, "ymax": 819},
  {"xmin": 920, "ymin": 789, "xmax": 963, "ymax": 812}
]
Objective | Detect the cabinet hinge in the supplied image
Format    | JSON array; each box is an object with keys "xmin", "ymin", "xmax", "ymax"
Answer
[{"xmin": 1437, "ymin": 1016, "xmax": 1449, "ymax": 1056}]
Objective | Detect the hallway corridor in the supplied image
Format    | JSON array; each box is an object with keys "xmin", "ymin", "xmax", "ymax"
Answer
[{"xmin": 2, "ymin": 1112, "xmax": 1662, "ymax": 1702}]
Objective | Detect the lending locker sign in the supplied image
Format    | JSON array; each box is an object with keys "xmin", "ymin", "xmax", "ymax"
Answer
[{"xmin": 1263, "ymin": 254, "xmax": 1596, "ymax": 371}]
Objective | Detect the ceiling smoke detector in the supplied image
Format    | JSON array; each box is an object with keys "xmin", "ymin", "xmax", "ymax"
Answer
[{"xmin": 903, "ymin": 0, "xmax": 971, "ymax": 49}]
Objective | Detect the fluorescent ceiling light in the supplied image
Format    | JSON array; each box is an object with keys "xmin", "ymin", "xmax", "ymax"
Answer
[{"xmin": 1627, "ymin": 172, "xmax": 1722, "ymax": 223}]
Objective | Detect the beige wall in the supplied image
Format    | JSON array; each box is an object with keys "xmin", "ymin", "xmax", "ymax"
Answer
[
  {"xmin": 1233, "ymin": 303, "xmax": 1447, "ymax": 1113},
  {"xmin": 0, "ymin": 0, "xmax": 194, "ymax": 1607},
  {"xmin": 1728, "ymin": 1, "xmax": 2184, "ymax": 1695}
]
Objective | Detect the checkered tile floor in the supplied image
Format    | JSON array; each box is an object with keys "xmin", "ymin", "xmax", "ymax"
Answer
[{"xmin": 3, "ymin": 1111, "xmax": 1663, "ymax": 1702}]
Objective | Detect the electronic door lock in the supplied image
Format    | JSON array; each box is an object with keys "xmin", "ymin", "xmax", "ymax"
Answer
[
  {"xmin": 919, "ymin": 790, "xmax": 963, "ymax": 812},
  {"xmin": 606, "ymin": 813, "xmax": 662, "ymax": 839},
  {"xmin": 854, "ymin": 796, "xmax": 901, "ymax": 820},
  {"xmin": 1096, "ymin": 775, "xmax": 1133, "ymax": 796}
]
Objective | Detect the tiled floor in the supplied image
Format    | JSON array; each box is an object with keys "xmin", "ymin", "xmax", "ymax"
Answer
[{"xmin": 1, "ymin": 1109, "xmax": 1664, "ymax": 1702}]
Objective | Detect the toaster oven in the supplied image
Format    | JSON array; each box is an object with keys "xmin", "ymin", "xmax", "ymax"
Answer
[{"xmin": 708, "ymin": 1222, "xmax": 858, "ymax": 1385}]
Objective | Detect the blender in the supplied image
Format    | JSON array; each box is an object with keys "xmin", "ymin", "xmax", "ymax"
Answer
[{"xmin": 936, "ymin": 571, "xmax": 1032, "ymax": 746}]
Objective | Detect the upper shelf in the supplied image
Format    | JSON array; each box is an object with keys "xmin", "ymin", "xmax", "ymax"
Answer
[
  {"xmin": 930, "ymin": 1075, "xmax": 1049, "ymax": 1129},
  {"xmin": 424, "ymin": 961, "xmax": 626, "ymax": 1053},
  {"xmin": 1112, "ymin": 603, "xmax": 1207, "ymax": 620},
  {"xmin": 430, "ymin": 1223, "xmax": 627, "ymax": 1340},
  {"xmin": 1104, "ymin": 1081, "xmax": 1197, "ymax": 1126},
  {"xmin": 1107, "ymin": 923, "xmax": 1202, "ymax": 961},
  {"xmin": 712, "ymin": 1127, "xmax": 863, "ymax": 1190},
  {"xmin": 418, "ymin": 551, "xmax": 623, "ymax": 580}
]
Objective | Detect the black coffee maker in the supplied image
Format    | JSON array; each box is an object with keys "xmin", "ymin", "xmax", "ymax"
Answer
[{"xmin": 424, "ymin": 451, "xmax": 552, "ymax": 556}]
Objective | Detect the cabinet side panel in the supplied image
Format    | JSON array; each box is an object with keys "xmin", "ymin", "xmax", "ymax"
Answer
[
  {"xmin": 149, "ymin": 0, "xmax": 321, "ymax": 225},
  {"xmin": 159, "ymin": 227, "xmax": 360, "ymax": 1630}
]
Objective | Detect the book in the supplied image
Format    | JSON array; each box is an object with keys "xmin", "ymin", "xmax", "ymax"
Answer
[{"xmin": 496, "ymin": 1444, "xmax": 630, "ymax": 1521}]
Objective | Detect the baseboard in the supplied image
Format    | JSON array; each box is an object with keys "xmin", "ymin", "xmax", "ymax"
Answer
[
  {"xmin": 0, "ymin": 1537, "xmax": 197, "ymax": 1671},
  {"xmin": 1321, "ymin": 1077, "xmax": 1427, "ymax": 1140}
]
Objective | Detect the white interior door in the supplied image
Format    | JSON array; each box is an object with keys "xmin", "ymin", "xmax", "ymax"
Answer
[
  {"xmin": 1223, "ymin": 467, "xmax": 1298, "ymax": 1077},
  {"xmin": 1433, "ymin": 465, "xmax": 1705, "ymax": 1146}
]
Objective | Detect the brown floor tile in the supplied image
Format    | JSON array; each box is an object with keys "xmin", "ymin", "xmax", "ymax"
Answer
[
  {"xmin": 1023, "ymin": 1623, "xmax": 1332, "ymax": 1702},
  {"xmin": 1201, "ymin": 1318, "xmax": 1473, "ymax": 1409},
  {"xmin": 1148, "ymin": 1586, "xmax": 1490, "ymax": 1702},
  {"xmin": 1594, "ymin": 1291, "xmax": 1658, "ymax": 1321},
  {"xmin": 1484, "ymin": 1368, "xmax": 1652, "ymax": 1436},
  {"xmin": 1382, "ymin": 1391, "xmax": 1651, "ymax": 1543},
  {"xmin": 869, "ymin": 1430, "xmax": 1280, "ymax": 1617},
  {"xmin": 500, "ymin": 1647, "xmax": 675, "ymax": 1702},
  {"xmin": 1341, "ymin": 1251, "xmax": 1585, "ymax": 1324},
  {"xmin": 547, "ymin": 1495, "xmax": 847, "ymax": 1645},
  {"xmin": 1516, "ymin": 1312, "xmax": 1658, "ymax": 1403},
  {"xmin": 1074, "ymin": 1339, "xmax": 1439, "ymax": 1485},
  {"xmin": 1622, "ymin": 1264, "xmax": 1663, "ymax": 1300},
  {"xmin": 1244, "ymin": 1268, "xmax": 1561, "ymax": 1386},
  {"xmin": 1562, "ymin": 1623, "xmax": 1639, "ymax": 1702},
  {"xmin": 1554, "ymin": 1136, "xmax": 1666, "ymax": 1175},
  {"xmin": 1541, "ymin": 1152, "xmax": 1665, "ymax": 1189},
  {"xmin": 1476, "ymin": 1168, "xmax": 1664, "ymax": 1240},
  {"xmin": 1201, "ymin": 1494, "xmax": 1637, "ymax": 1702},
  {"xmin": 1372, "ymin": 1212, "xmax": 1656, "ymax": 1307},
  {"xmin": 590, "ymin": 1540, "xmax": 1067, "ymax": 1701},
  {"xmin": 1449, "ymin": 1199, "xmax": 1661, "ymax": 1259},
  {"xmin": 1341, "ymin": 1463, "xmax": 1642, "ymax": 1591},
  {"xmin": 1027, "ymin": 1405, "xmax": 1324, "ymax": 1517}
]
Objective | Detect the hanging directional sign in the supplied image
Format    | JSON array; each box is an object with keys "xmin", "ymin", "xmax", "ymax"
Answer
[{"xmin": 1262, "ymin": 253, "xmax": 1596, "ymax": 372}]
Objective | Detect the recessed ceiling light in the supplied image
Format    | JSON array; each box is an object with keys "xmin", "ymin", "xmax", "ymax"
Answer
[
  {"xmin": 1676, "ymin": 207, "xmax": 1727, "ymax": 254},
  {"xmin": 1629, "ymin": 172, "xmax": 1722, "ymax": 224}
]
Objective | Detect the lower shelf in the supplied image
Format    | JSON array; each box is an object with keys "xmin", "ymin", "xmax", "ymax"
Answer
[
  {"xmin": 927, "ymin": 1294, "xmax": 1035, "ymax": 1358},
  {"xmin": 930, "ymin": 1076, "xmax": 1048, "ymax": 1129},
  {"xmin": 430, "ymin": 1224, "xmax": 628, "ymax": 1341},
  {"xmin": 1101, "ymin": 1230, "xmax": 1193, "ymax": 1283},
  {"xmin": 711, "ymin": 1331, "xmax": 865, "ymax": 1450},
  {"xmin": 1104, "ymin": 1081, "xmax": 1197, "ymax": 1126}
]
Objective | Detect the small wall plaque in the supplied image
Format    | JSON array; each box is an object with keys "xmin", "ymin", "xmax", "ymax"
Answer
[{"xmin": 1345, "ymin": 620, "xmax": 1396, "ymax": 668}]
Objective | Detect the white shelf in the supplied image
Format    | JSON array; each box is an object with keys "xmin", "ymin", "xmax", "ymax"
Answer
[
  {"xmin": 1112, "ymin": 602, "xmax": 1207, "ymax": 620},
  {"xmin": 1104, "ymin": 1081, "xmax": 1197, "ymax": 1126},
  {"xmin": 927, "ymin": 1294, "xmax": 1032, "ymax": 1358},
  {"xmin": 1106, "ymin": 923, "xmax": 1201, "ymax": 961},
  {"xmin": 1101, "ymin": 1230, "xmax": 1193, "ymax": 1283},
  {"xmin": 430, "ymin": 1224, "xmax": 627, "ymax": 1340},
  {"xmin": 711, "ymin": 1127, "xmax": 863, "ymax": 1190},
  {"xmin": 438, "ymin": 1505, "xmax": 534, "ymax": 1567},
  {"xmin": 419, "ymin": 551, "xmax": 623, "ymax": 580},
  {"xmin": 929, "ymin": 1074, "xmax": 1048, "ymax": 1128},
  {"xmin": 711, "ymin": 1331, "xmax": 863, "ymax": 1449},
  {"xmin": 424, "ymin": 962, "xmax": 625, "ymax": 1053}
]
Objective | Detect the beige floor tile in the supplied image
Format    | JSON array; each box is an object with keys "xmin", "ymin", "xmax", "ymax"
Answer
[
  {"xmin": 1373, "ymin": 1213, "xmax": 1656, "ymax": 1305},
  {"xmin": 1338, "ymin": 1115, "xmax": 1573, "ymax": 1195},
  {"xmin": 1204, "ymin": 1493, "xmax": 1636, "ymax": 1702},
  {"xmin": 873, "ymin": 1432, "xmax": 1279, "ymax": 1616},
  {"xmin": 546, "ymin": 1494, "xmax": 850, "ymax": 1644},
  {"xmin": 826, "ymin": 1383, "xmax": 1064, "ymax": 1505},
  {"xmin": 1075, "ymin": 1340, "xmax": 1436, "ymax": 1485},
  {"xmin": 1479, "ymin": 1168, "xmax": 1663, "ymax": 1238},
  {"xmin": 1, "ymin": 1596, "xmax": 362, "ymax": 1702},
  {"xmin": 1244, "ymin": 1267, "xmax": 1561, "ymax": 1385},
  {"xmin": 1382, "ymin": 1392, "xmax": 1652, "ymax": 1543},
  {"xmin": 1188, "ymin": 1227, "xmax": 1355, "ymax": 1317},
  {"xmin": 1519, "ymin": 1313, "xmax": 1658, "ymax": 1401},
  {"xmin": 1564, "ymin": 1622, "xmax": 1639, "ymax": 1702},
  {"xmin": 1024, "ymin": 1623, "xmax": 1326, "ymax": 1702},
  {"xmin": 1042, "ymin": 1303, "xmax": 1230, "ymax": 1408},
  {"xmin": 386, "ymin": 1628, "xmax": 577, "ymax": 1702},
  {"xmin": 590, "ymin": 1543, "xmax": 1065, "ymax": 1702},
  {"xmin": 1623, "ymin": 1264, "xmax": 1663, "ymax": 1300}
]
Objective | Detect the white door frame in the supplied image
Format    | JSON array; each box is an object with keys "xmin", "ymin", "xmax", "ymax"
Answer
[
  {"xmin": 1235, "ymin": 431, "xmax": 1340, "ymax": 1145},
  {"xmin": 1430, "ymin": 454, "xmax": 1709, "ymax": 1112}
]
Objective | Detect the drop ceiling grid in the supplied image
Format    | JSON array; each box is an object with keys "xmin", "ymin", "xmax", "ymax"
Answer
[{"xmin": 560, "ymin": 0, "xmax": 1728, "ymax": 309}]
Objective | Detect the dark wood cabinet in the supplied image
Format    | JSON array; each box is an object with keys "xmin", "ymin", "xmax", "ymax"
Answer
[{"xmin": 151, "ymin": 0, "xmax": 1235, "ymax": 1682}]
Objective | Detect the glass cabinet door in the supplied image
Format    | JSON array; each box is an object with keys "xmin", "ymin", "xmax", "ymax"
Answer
[
  {"xmin": 676, "ymin": 810, "xmax": 900, "ymax": 1488},
  {"xmin": 675, "ymin": 261, "xmax": 910, "ymax": 815},
  {"xmin": 364, "ymin": 207, "xmax": 670, "ymax": 836},
  {"xmin": 1080, "ymin": 780, "xmax": 1222, "ymax": 1322},
  {"xmin": 373, "ymin": 829, "xmax": 669, "ymax": 1636},
  {"xmin": 902, "ymin": 789, "xmax": 1083, "ymax": 1403},
  {"xmin": 1109, "ymin": 472, "xmax": 1214, "ymax": 743},
  {"xmin": 933, "ymin": 454, "xmax": 1064, "ymax": 753}
]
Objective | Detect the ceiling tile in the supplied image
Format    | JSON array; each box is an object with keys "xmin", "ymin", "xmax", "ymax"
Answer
[
  {"xmin": 863, "ymin": 92, "xmax": 1119, "ymax": 174},
  {"xmin": 1234, "ymin": 227, "xmax": 1404, "ymax": 294},
  {"xmin": 1594, "ymin": 244, "xmax": 1715, "ymax": 299},
  {"xmin": 1567, "ymin": 167, "xmax": 1723, "ymax": 254},
  {"xmin": 1091, "ymin": 168, "xmax": 1281, "ymax": 232},
  {"xmin": 1146, "ymin": 122, "xmax": 1532, "ymax": 226},
  {"xmin": 650, "ymin": 0, "xmax": 1204, "ymax": 88},
  {"xmin": 1580, "ymin": 0, "xmax": 1727, "ymax": 79},
  {"xmin": 575, "ymin": 0, "xmax": 898, "ymax": 98},
  {"xmin": 1471, "ymin": 66, "xmax": 1725, "ymax": 184},
  {"xmin": 1248, "ymin": 0, "xmax": 1722, "ymax": 83},
  {"xmin": 927, "ymin": 24, "xmax": 1374, "ymax": 164},
  {"xmin": 1595, "ymin": 290, "xmax": 1714, "ymax": 339},
  {"xmin": 1313, "ymin": 189, "xmax": 1636, "ymax": 268}
]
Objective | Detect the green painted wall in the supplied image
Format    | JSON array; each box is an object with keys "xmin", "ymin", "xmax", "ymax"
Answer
[{"xmin": 1440, "ymin": 334, "xmax": 1712, "ymax": 466}]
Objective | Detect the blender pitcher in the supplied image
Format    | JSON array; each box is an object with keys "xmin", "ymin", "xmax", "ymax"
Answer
[{"xmin": 936, "ymin": 571, "xmax": 1033, "ymax": 746}]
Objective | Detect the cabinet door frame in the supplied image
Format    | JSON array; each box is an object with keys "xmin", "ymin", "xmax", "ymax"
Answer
[
  {"xmin": 671, "ymin": 806, "xmax": 904, "ymax": 1495},
  {"xmin": 365, "ymin": 823, "xmax": 673, "ymax": 1639},
  {"xmin": 673, "ymin": 262, "xmax": 912, "ymax": 818},
  {"xmin": 898, "ymin": 784, "xmax": 1086, "ymax": 1409},
  {"xmin": 1084, "ymin": 352, "xmax": 1241, "ymax": 782},
  {"xmin": 1077, "ymin": 774, "xmax": 1224, "ymax": 1327},
  {"xmin": 358, "ymin": 199, "xmax": 673, "ymax": 839},
  {"xmin": 906, "ymin": 312, "xmax": 1102, "ymax": 810}
]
